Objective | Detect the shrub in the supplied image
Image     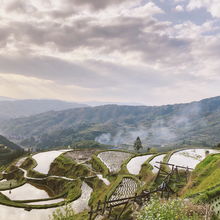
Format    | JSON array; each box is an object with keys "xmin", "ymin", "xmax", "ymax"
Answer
[
  {"xmin": 49, "ymin": 204, "xmax": 88, "ymax": 220},
  {"xmin": 49, "ymin": 205, "xmax": 75, "ymax": 220},
  {"xmin": 137, "ymin": 198, "xmax": 203, "ymax": 220}
]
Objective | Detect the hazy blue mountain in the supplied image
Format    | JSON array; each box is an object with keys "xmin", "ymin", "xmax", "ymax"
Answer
[
  {"xmin": 83, "ymin": 101, "xmax": 144, "ymax": 106},
  {"xmin": 0, "ymin": 99, "xmax": 88, "ymax": 120},
  {"xmin": 0, "ymin": 96, "xmax": 16, "ymax": 101},
  {"xmin": 0, "ymin": 96, "xmax": 220, "ymax": 150}
]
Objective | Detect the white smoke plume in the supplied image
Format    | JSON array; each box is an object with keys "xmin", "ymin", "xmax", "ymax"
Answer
[{"xmin": 95, "ymin": 102, "xmax": 208, "ymax": 147}]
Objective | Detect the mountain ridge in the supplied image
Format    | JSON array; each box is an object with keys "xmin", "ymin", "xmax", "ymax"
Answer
[
  {"xmin": 0, "ymin": 99, "xmax": 88, "ymax": 120},
  {"xmin": 0, "ymin": 96, "xmax": 220, "ymax": 150}
]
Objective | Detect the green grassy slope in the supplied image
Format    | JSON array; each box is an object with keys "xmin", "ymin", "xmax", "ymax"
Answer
[{"xmin": 184, "ymin": 153, "xmax": 220, "ymax": 202}]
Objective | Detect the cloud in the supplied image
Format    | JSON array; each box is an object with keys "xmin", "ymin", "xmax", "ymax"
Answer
[
  {"xmin": 0, "ymin": 3, "xmax": 185, "ymax": 67},
  {"xmin": 0, "ymin": 0, "xmax": 219, "ymax": 105},
  {"xmin": 0, "ymin": 54, "xmax": 194, "ymax": 89},
  {"xmin": 187, "ymin": 0, "xmax": 220, "ymax": 18},
  {"xmin": 175, "ymin": 5, "xmax": 184, "ymax": 12},
  {"xmin": 174, "ymin": 0, "xmax": 185, "ymax": 2}
]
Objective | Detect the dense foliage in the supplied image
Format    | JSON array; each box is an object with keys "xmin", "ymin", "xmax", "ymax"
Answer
[
  {"xmin": 138, "ymin": 199, "xmax": 204, "ymax": 220},
  {"xmin": 133, "ymin": 137, "xmax": 143, "ymax": 152},
  {"xmin": 49, "ymin": 205, "xmax": 88, "ymax": 220},
  {"xmin": 0, "ymin": 135, "xmax": 24, "ymax": 165}
]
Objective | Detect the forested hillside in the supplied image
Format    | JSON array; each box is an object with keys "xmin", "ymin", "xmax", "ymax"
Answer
[
  {"xmin": 0, "ymin": 96, "xmax": 220, "ymax": 150},
  {"xmin": 0, "ymin": 135, "xmax": 23, "ymax": 165}
]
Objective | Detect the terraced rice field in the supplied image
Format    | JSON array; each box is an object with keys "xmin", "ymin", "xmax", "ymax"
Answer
[
  {"xmin": 1, "ymin": 183, "xmax": 50, "ymax": 200},
  {"xmin": 109, "ymin": 178, "xmax": 138, "ymax": 204},
  {"xmin": 32, "ymin": 150, "xmax": 71, "ymax": 174},
  {"xmin": 169, "ymin": 149, "xmax": 220, "ymax": 169},
  {"xmin": 0, "ymin": 205, "xmax": 56, "ymax": 220},
  {"xmin": 71, "ymin": 182, "xmax": 93, "ymax": 213},
  {"xmin": 210, "ymin": 195, "xmax": 220, "ymax": 217},
  {"xmin": 97, "ymin": 174, "xmax": 110, "ymax": 185},
  {"xmin": 2, "ymin": 148, "xmax": 218, "ymax": 219},
  {"xmin": 0, "ymin": 179, "xmax": 6, "ymax": 183},
  {"xmin": 65, "ymin": 149, "xmax": 97, "ymax": 163},
  {"xmin": 149, "ymin": 154, "xmax": 165, "ymax": 173},
  {"xmin": 98, "ymin": 151, "xmax": 131, "ymax": 173},
  {"xmin": 16, "ymin": 157, "xmax": 27, "ymax": 167},
  {"xmin": 127, "ymin": 154, "xmax": 153, "ymax": 175},
  {"xmin": 26, "ymin": 198, "xmax": 64, "ymax": 205}
]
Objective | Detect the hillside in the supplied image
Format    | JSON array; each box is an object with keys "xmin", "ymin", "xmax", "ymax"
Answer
[
  {"xmin": 183, "ymin": 152, "xmax": 220, "ymax": 202},
  {"xmin": 0, "ymin": 99, "xmax": 87, "ymax": 120},
  {"xmin": 0, "ymin": 135, "xmax": 23, "ymax": 165},
  {"xmin": 0, "ymin": 96, "xmax": 220, "ymax": 150}
]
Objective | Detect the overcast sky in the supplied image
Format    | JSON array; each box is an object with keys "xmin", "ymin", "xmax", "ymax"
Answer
[{"xmin": 0, "ymin": 0, "xmax": 220, "ymax": 105}]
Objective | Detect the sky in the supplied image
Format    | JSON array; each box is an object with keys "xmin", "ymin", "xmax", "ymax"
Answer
[{"xmin": 0, "ymin": 0, "xmax": 220, "ymax": 105}]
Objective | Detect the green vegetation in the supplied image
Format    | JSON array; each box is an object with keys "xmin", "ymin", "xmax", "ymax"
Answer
[
  {"xmin": 49, "ymin": 205, "xmax": 89, "ymax": 220},
  {"xmin": 27, "ymin": 177, "xmax": 81, "ymax": 199},
  {"xmin": 71, "ymin": 140, "xmax": 112, "ymax": 149},
  {"xmin": 0, "ymin": 178, "xmax": 81, "ymax": 210},
  {"xmin": 0, "ymin": 165, "xmax": 6, "ymax": 179},
  {"xmin": 28, "ymin": 169, "xmax": 48, "ymax": 178},
  {"xmin": 137, "ymin": 199, "xmax": 206, "ymax": 220},
  {"xmin": 133, "ymin": 137, "xmax": 143, "ymax": 152},
  {"xmin": 1, "ymin": 147, "xmax": 220, "ymax": 219},
  {"xmin": 184, "ymin": 153, "xmax": 220, "ymax": 202},
  {"xmin": 85, "ymin": 176, "xmax": 107, "ymax": 206},
  {"xmin": 65, "ymin": 179, "xmax": 82, "ymax": 201},
  {"xmin": 90, "ymin": 155, "xmax": 109, "ymax": 176},
  {"xmin": 0, "ymin": 135, "xmax": 24, "ymax": 165},
  {"xmin": 138, "ymin": 153, "xmax": 165, "ymax": 191},
  {"xmin": 139, "ymin": 163, "xmax": 154, "ymax": 190},
  {"xmin": 0, "ymin": 191, "xmax": 66, "ymax": 209},
  {"xmin": 0, "ymin": 179, "xmax": 25, "ymax": 190},
  {"xmin": 4, "ymin": 165, "xmax": 25, "ymax": 182},
  {"xmin": 1, "ymin": 96, "xmax": 220, "ymax": 150},
  {"xmin": 20, "ymin": 156, "xmax": 37, "ymax": 170},
  {"xmin": 49, "ymin": 154, "xmax": 93, "ymax": 179},
  {"xmin": 106, "ymin": 204, "xmax": 134, "ymax": 220}
]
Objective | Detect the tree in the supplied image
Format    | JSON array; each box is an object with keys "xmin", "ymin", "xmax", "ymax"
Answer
[{"xmin": 133, "ymin": 137, "xmax": 143, "ymax": 152}]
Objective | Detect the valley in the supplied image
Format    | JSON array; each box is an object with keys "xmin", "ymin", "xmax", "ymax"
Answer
[
  {"xmin": 1, "ymin": 96, "xmax": 220, "ymax": 151},
  {"xmin": 0, "ymin": 96, "xmax": 220, "ymax": 219}
]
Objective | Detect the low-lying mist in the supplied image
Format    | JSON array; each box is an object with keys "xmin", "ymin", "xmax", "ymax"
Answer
[{"xmin": 95, "ymin": 102, "xmax": 208, "ymax": 147}]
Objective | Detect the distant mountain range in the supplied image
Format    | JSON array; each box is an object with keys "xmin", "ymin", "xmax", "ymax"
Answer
[
  {"xmin": 0, "ymin": 98, "xmax": 144, "ymax": 120},
  {"xmin": 0, "ymin": 99, "xmax": 88, "ymax": 119},
  {"xmin": 84, "ymin": 101, "xmax": 144, "ymax": 107},
  {"xmin": 0, "ymin": 96, "xmax": 220, "ymax": 150},
  {"xmin": 0, "ymin": 96, "xmax": 16, "ymax": 101}
]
